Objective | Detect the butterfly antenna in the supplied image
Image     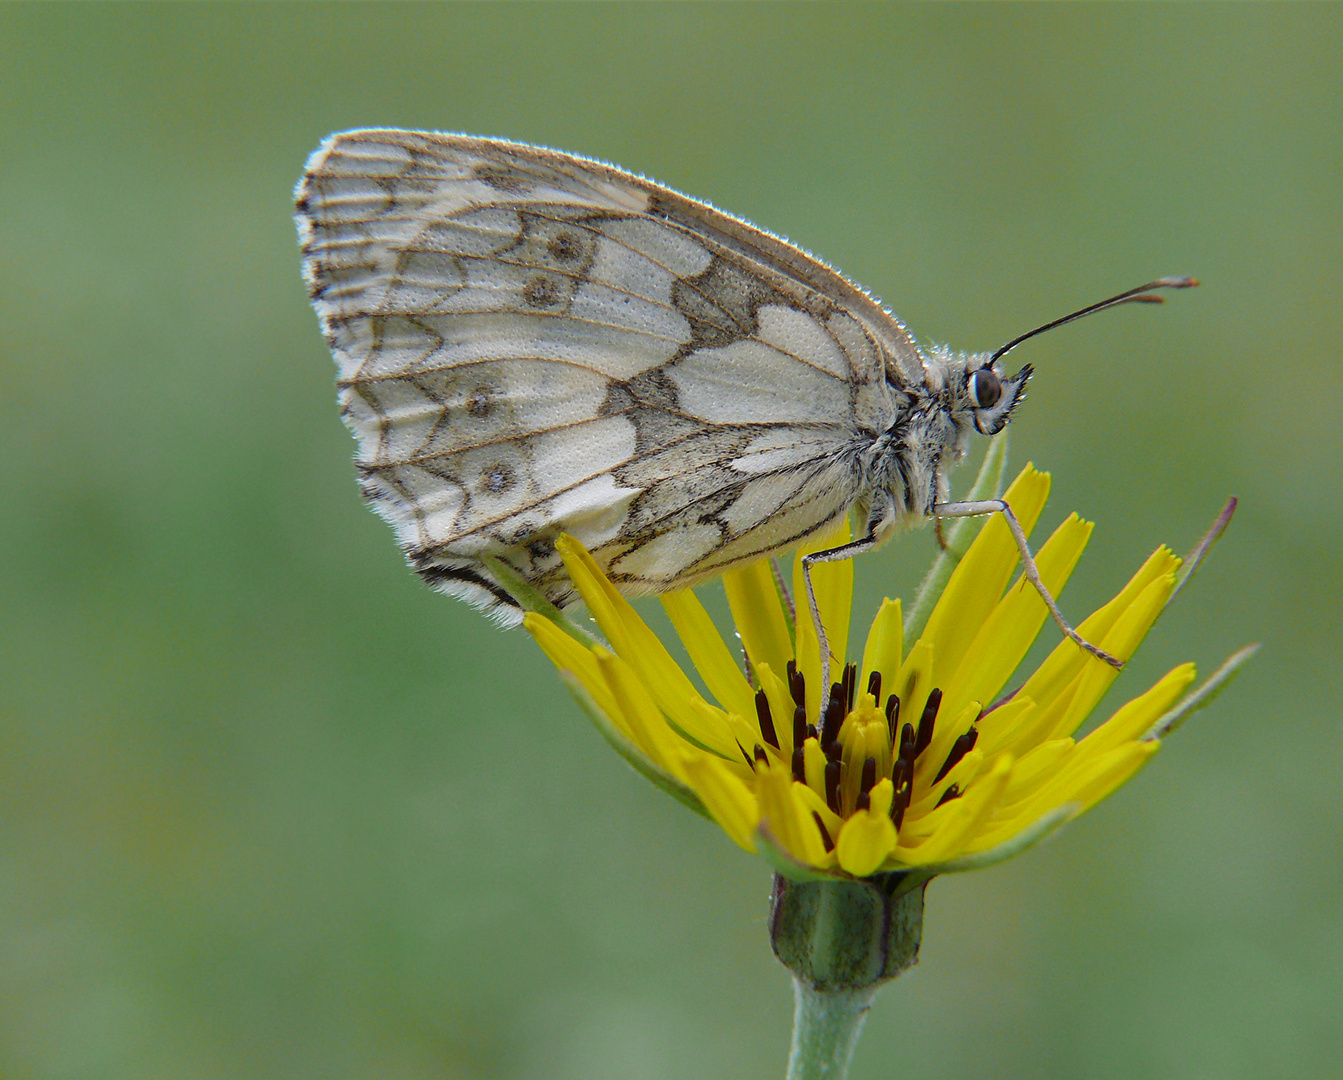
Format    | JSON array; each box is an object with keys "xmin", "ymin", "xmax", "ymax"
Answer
[{"xmin": 989, "ymin": 276, "xmax": 1198, "ymax": 366}]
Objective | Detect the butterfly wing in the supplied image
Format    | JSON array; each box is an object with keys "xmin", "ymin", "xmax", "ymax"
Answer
[{"xmin": 296, "ymin": 130, "xmax": 922, "ymax": 622}]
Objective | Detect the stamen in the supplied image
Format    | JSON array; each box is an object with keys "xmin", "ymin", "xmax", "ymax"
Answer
[
  {"xmin": 820, "ymin": 685, "xmax": 846, "ymax": 746},
  {"xmin": 934, "ymin": 726, "xmax": 979, "ymax": 783},
  {"xmin": 891, "ymin": 756, "xmax": 908, "ymax": 793},
  {"xmin": 867, "ymin": 670, "xmax": 882, "ymax": 705},
  {"xmin": 855, "ymin": 757, "xmax": 878, "ymax": 811},
  {"xmin": 899, "ymin": 721, "xmax": 916, "ymax": 762},
  {"xmin": 792, "ymin": 704, "xmax": 808, "ymax": 751},
  {"xmin": 936, "ymin": 783, "xmax": 962, "ymax": 807},
  {"xmin": 824, "ymin": 757, "xmax": 842, "ymax": 813},
  {"xmin": 787, "ymin": 659, "xmax": 806, "ymax": 710},
  {"xmin": 792, "ymin": 745, "xmax": 807, "ymax": 783},
  {"xmin": 843, "ymin": 662, "xmax": 857, "ymax": 712},
  {"xmin": 885, "ymin": 693, "xmax": 901, "ymax": 741},
  {"xmin": 754, "ymin": 744, "xmax": 769, "ymax": 765},
  {"xmin": 812, "ymin": 811, "xmax": 835, "ymax": 852},
  {"xmin": 914, "ymin": 688, "xmax": 942, "ymax": 758},
  {"xmin": 739, "ymin": 743, "xmax": 755, "ymax": 768},
  {"xmin": 891, "ymin": 773, "xmax": 912, "ymax": 829},
  {"xmin": 755, "ymin": 688, "xmax": 779, "ymax": 749}
]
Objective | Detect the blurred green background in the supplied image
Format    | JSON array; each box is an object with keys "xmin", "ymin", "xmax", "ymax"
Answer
[{"xmin": 2, "ymin": 4, "xmax": 1339, "ymax": 1078}]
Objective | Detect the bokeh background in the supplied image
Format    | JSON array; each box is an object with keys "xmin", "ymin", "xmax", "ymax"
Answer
[{"xmin": 3, "ymin": 5, "xmax": 1339, "ymax": 1078}]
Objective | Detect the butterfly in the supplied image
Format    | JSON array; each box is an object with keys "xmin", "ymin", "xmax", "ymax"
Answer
[{"xmin": 295, "ymin": 129, "xmax": 1191, "ymax": 669}]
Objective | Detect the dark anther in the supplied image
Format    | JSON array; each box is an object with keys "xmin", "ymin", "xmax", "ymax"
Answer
[
  {"xmin": 914, "ymin": 688, "xmax": 942, "ymax": 758},
  {"xmin": 824, "ymin": 759, "xmax": 842, "ymax": 813},
  {"xmin": 754, "ymin": 744, "xmax": 769, "ymax": 765},
  {"xmin": 891, "ymin": 757, "xmax": 908, "ymax": 796},
  {"xmin": 805, "ymin": 723, "xmax": 818, "ymax": 743},
  {"xmin": 843, "ymin": 662, "xmax": 858, "ymax": 712},
  {"xmin": 899, "ymin": 721, "xmax": 916, "ymax": 761},
  {"xmin": 821, "ymin": 686, "xmax": 846, "ymax": 745},
  {"xmin": 855, "ymin": 757, "xmax": 878, "ymax": 810},
  {"xmin": 792, "ymin": 745, "xmax": 807, "ymax": 783},
  {"xmin": 867, "ymin": 670, "xmax": 882, "ymax": 704},
  {"xmin": 934, "ymin": 726, "xmax": 979, "ymax": 783},
  {"xmin": 792, "ymin": 703, "xmax": 809, "ymax": 750},
  {"xmin": 936, "ymin": 783, "xmax": 962, "ymax": 807},
  {"xmin": 885, "ymin": 693, "xmax": 901, "ymax": 740},
  {"xmin": 855, "ymin": 789, "xmax": 870, "ymax": 811},
  {"xmin": 812, "ymin": 811, "xmax": 835, "ymax": 852},
  {"xmin": 755, "ymin": 689, "xmax": 779, "ymax": 749},
  {"xmin": 824, "ymin": 739, "xmax": 842, "ymax": 763},
  {"xmin": 891, "ymin": 774, "xmax": 912, "ymax": 829},
  {"xmin": 739, "ymin": 743, "xmax": 755, "ymax": 768},
  {"xmin": 787, "ymin": 659, "xmax": 806, "ymax": 710}
]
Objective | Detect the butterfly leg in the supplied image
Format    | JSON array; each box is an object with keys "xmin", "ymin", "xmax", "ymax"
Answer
[
  {"xmin": 802, "ymin": 533, "xmax": 883, "ymax": 720},
  {"xmin": 934, "ymin": 499, "xmax": 1123, "ymax": 669}
]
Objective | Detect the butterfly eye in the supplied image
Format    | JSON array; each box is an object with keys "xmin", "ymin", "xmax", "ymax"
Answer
[{"xmin": 968, "ymin": 368, "xmax": 1002, "ymax": 409}]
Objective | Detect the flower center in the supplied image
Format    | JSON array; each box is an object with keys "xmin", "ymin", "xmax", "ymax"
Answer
[{"xmin": 749, "ymin": 661, "xmax": 981, "ymax": 837}]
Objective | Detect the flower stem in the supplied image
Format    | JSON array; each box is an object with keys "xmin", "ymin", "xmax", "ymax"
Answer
[
  {"xmin": 771, "ymin": 875, "xmax": 925, "ymax": 1079},
  {"xmin": 785, "ymin": 979, "xmax": 879, "ymax": 1080}
]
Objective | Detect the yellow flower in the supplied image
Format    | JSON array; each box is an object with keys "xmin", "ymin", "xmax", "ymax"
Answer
[{"xmin": 525, "ymin": 464, "xmax": 1249, "ymax": 884}]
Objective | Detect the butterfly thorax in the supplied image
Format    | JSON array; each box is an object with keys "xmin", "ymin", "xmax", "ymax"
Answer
[{"xmin": 858, "ymin": 345, "xmax": 1029, "ymax": 541}]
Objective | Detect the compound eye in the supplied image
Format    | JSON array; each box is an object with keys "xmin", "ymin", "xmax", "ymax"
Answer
[{"xmin": 969, "ymin": 368, "xmax": 1002, "ymax": 409}]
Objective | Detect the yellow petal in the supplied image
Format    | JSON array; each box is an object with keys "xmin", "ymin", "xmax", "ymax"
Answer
[
  {"xmin": 974, "ymin": 694, "xmax": 1038, "ymax": 758},
  {"xmin": 596, "ymin": 649, "xmax": 692, "ymax": 782},
  {"xmin": 942, "ymin": 514, "xmax": 1092, "ymax": 720},
  {"xmin": 910, "ymin": 747, "xmax": 985, "ymax": 817},
  {"xmin": 916, "ymin": 698, "xmax": 983, "ymax": 791},
  {"xmin": 792, "ymin": 519, "xmax": 852, "ymax": 719},
  {"xmin": 992, "ymin": 740, "xmax": 1158, "ymax": 835},
  {"xmin": 1016, "ymin": 546, "xmax": 1181, "ymax": 713},
  {"xmin": 661, "ymin": 588, "xmax": 756, "ymax": 721},
  {"xmin": 997, "ymin": 739, "xmax": 1075, "ymax": 807},
  {"xmin": 896, "ymin": 753, "xmax": 1014, "ymax": 865},
  {"xmin": 892, "ymin": 639, "xmax": 935, "ymax": 741},
  {"xmin": 918, "ymin": 465, "xmax": 1049, "ymax": 685},
  {"xmin": 525, "ymin": 613, "xmax": 619, "ymax": 719},
  {"xmin": 558, "ymin": 536, "xmax": 732, "ymax": 755},
  {"xmin": 757, "ymin": 759, "xmax": 834, "ymax": 870},
  {"xmin": 859, "ymin": 598, "xmax": 903, "ymax": 712},
  {"xmin": 755, "ymin": 661, "xmax": 798, "ymax": 756},
  {"xmin": 836, "ymin": 808, "xmax": 898, "ymax": 877},
  {"xmin": 1049, "ymin": 570, "xmax": 1178, "ymax": 739},
  {"xmin": 723, "ymin": 558, "xmax": 793, "ymax": 685},
  {"xmin": 1078, "ymin": 663, "xmax": 1197, "ymax": 756},
  {"xmin": 681, "ymin": 751, "xmax": 760, "ymax": 851}
]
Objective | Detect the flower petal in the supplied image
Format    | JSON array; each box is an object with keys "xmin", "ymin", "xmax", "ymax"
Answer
[
  {"xmin": 896, "ymin": 753, "xmax": 1014, "ymax": 866},
  {"xmin": 1049, "ymin": 569, "xmax": 1178, "ymax": 739},
  {"xmin": 723, "ymin": 559, "xmax": 793, "ymax": 683},
  {"xmin": 1079, "ymin": 663, "xmax": 1197, "ymax": 755},
  {"xmin": 837, "ymin": 807, "xmax": 898, "ymax": 877},
  {"xmin": 524, "ymin": 612, "xmax": 619, "ymax": 717},
  {"xmin": 859, "ymin": 598, "xmax": 903, "ymax": 711},
  {"xmin": 918, "ymin": 465, "xmax": 1050, "ymax": 686},
  {"xmin": 680, "ymin": 751, "xmax": 761, "ymax": 851},
  {"xmin": 942, "ymin": 513, "xmax": 1093, "ymax": 720},
  {"xmin": 1016, "ymin": 546, "xmax": 1181, "ymax": 713},
  {"xmin": 757, "ymin": 759, "xmax": 835, "ymax": 871},
  {"xmin": 661, "ymin": 588, "xmax": 756, "ymax": 721},
  {"xmin": 792, "ymin": 519, "xmax": 853, "ymax": 718},
  {"xmin": 558, "ymin": 536, "xmax": 732, "ymax": 752}
]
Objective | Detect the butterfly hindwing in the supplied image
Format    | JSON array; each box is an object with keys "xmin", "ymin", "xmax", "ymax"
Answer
[{"xmin": 297, "ymin": 130, "xmax": 909, "ymax": 621}]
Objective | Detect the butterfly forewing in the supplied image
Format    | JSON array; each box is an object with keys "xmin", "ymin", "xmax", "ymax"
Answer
[{"xmin": 296, "ymin": 130, "xmax": 913, "ymax": 622}]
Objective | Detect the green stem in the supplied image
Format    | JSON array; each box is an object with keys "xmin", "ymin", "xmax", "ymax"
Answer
[{"xmin": 785, "ymin": 979, "xmax": 878, "ymax": 1080}]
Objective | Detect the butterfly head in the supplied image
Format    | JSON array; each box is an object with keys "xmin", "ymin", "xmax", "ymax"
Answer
[{"xmin": 962, "ymin": 355, "xmax": 1033, "ymax": 436}]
